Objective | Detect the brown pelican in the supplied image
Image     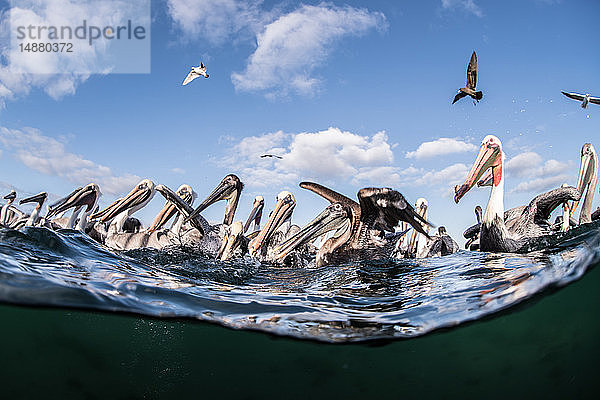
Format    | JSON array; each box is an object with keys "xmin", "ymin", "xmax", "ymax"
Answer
[
  {"xmin": 275, "ymin": 182, "xmax": 431, "ymax": 267},
  {"xmin": 454, "ymin": 135, "xmax": 581, "ymax": 253},
  {"xmin": 19, "ymin": 192, "xmax": 48, "ymax": 227},
  {"xmin": 561, "ymin": 91, "xmax": 600, "ymax": 108},
  {"xmin": 152, "ymin": 176, "xmax": 243, "ymax": 255},
  {"xmin": 154, "ymin": 185, "xmax": 262, "ymax": 261},
  {"xmin": 464, "ymin": 205, "xmax": 483, "ymax": 250},
  {"xmin": 88, "ymin": 179, "xmax": 157, "ymax": 248},
  {"xmin": 182, "ymin": 62, "xmax": 209, "ymax": 85},
  {"xmin": 247, "ymin": 191, "xmax": 299, "ymax": 262},
  {"xmin": 1, "ymin": 190, "xmax": 17, "ymax": 226},
  {"xmin": 421, "ymin": 227, "xmax": 460, "ymax": 257},
  {"xmin": 186, "ymin": 174, "xmax": 243, "ymax": 227},
  {"xmin": 88, "ymin": 183, "xmax": 197, "ymax": 251},
  {"xmin": 45, "ymin": 184, "xmax": 101, "ymax": 230},
  {"xmin": 570, "ymin": 143, "xmax": 598, "ymax": 224},
  {"xmin": 453, "ymin": 51, "xmax": 483, "ymax": 104},
  {"xmin": 90, "ymin": 179, "xmax": 155, "ymax": 233}
]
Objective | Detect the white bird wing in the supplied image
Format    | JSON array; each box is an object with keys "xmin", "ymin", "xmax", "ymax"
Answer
[
  {"xmin": 589, "ymin": 96, "xmax": 600, "ymax": 105},
  {"xmin": 561, "ymin": 91, "xmax": 585, "ymax": 101},
  {"xmin": 182, "ymin": 70, "xmax": 199, "ymax": 86}
]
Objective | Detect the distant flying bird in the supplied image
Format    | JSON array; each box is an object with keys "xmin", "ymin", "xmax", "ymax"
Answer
[
  {"xmin": 260, "ymin": 154, "xmax": 283, "ymax": 159},
  {"xmin": 182, "ymin": 62, "xmax": 209, "ymax": 86},
  {"xmin": 453, "ymin": 51, "xmax": 483, "ymax": 104},
  {"xmin": 561, "ymin": 91, "xmax": 600, "ymax": 108}
]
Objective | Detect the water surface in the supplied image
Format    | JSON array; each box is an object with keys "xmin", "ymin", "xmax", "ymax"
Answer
[{"xmin": 0, "ymin": 222, "xmax": 598, "ymax": 342}]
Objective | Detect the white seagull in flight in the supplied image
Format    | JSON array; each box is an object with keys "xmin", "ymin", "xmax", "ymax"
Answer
[
  {"xmin": 561, "ymin": 91, "xmax": 600, "ymax": 108},
  {"xmin": 183, "ymin": 63, "xmax": 209, "ymax": 86}
]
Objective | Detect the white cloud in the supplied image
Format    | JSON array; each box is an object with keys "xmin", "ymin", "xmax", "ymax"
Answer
[
  {"xmin": 221, "ymin": 127, "xmax": 397, "ymax": 188},
  {"xmin": 441, "ymin": 0, "xmax": 483, "ymax": 17},
  {"xmin": 511, "ymin": 175, "xmax": 572, "ymax": 194},
  {"xmin": 505, "ymin": 151, "xmax": 571, "ymax": 178},
  {"xmin": 406, "ymin": 138, "xmax": 477, "ymax": 159},
  {"xmin": 414, "ymin": 163, "xmax": 470, "ymax": 187},
  {"xmin": 170, "ymin": 167, "xmax": 186, "ymax": 174},
  {"xmin": 505, "ymin": 152, "xmax": 543, "ymax": 176},
  {"xmin": 231, "ymin": 4, "xmax": 386, "ymax": 97},
  {"xmin": 503, "ymin": 151, "xmax": 573, "ymax": 194},
  {"xmin": 0, "ymin": 126, "xmax": 140, "ymax": 194},
  {"xmin": 166, "ymin": 0, "xmax": 266, "ymax": 45},
  {"xmin": 0, "ymin": 0, "xmax": 148, "ymax": 105}
]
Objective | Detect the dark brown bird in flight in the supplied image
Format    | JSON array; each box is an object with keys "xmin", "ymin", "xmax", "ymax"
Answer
[
  {"xmin": 260, "ymin": 154, "xmax": 283, "ymax": 159},
  {"xmin": 453, "ymin": 51, "xmax": 483, "ymax": 104}
]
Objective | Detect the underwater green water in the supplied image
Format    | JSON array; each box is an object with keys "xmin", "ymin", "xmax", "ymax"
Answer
[{"xmin": 1, "ymin": 263, "xmax": 598, "ymax": 399}]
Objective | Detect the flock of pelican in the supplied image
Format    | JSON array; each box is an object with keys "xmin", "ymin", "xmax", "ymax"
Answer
[
  {"xmin": 1, "ymin": 136, "xmax": 597, "ymax": 266},
  {"xmin": 0, "ymin": 54, "xmax": 597, "ymax": 267}
]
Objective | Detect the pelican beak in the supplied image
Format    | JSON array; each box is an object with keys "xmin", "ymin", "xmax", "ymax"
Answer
[
  {"xmin": 455, "ymin": 142, "xmax": 501, "ymax": 203},
  {"xmin": 217, "ymin": 222, "xmax": 244, "ymax": 261},
  {"xmin": 19, "ymin": 192, "xmax": 48, "ymax": 206},
  {"xmin": 408, "ymin": 201, "xmax": 428, "ymax": 254},
  {"xmin": 248, "ymin": 194, "xmax": 295, "ymax": 257},
  {"xmin": 94, "ymin": 181, "xmax": 153, "ymax": 223},
  {"xmin": 274, "ymin": 203, "xmax": 350, "ymax": 261},
  {"xmin": 148, "ymin": 203, "xmax": 178, "ymax": 234},
  {"xmin": 148, "ymin": 186, "xmax": 193, "ymax": 233},
  {"xmin": 155, "ymin": 185, "xmax": 205, "ymax": 235},
  {"xmin": 47, "ymin": 184, "xmax": 99, "ymax": 219},
  {"xmin": 570, "ymin": 146, "xmax": 596, "ymax": 216},
  {"xmin": 243, "ymin": 198, "xmax": 264, "ymax": 233},
  {"xmin": 185, "ymin": 177, "xmax": 237, "ymax": 223}
]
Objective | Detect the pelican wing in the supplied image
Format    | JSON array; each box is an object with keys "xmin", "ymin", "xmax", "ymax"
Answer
[
  {"xmin": 357, "ymin": 188, "xmax": 431, "ymax": 236},
  {"xmin": 466, "ymin": 51, "xmax": 477, "ymax": 90},
  {"xmin": 561, "ymin": 91, "xmax": 585, "ymax": 101},
  {"xmin": 300, "ymin": 182, "xmax": 360, "ymax": 216},
  {"xmin": 529, "ymin": 186, "xmax": 581, "ymax": 223},
  {"xmin": 182, "ymin": 70, "xmax": 199, "ymax": 86},
  {"xmin": 452, "ymin": 91, "xmax": 467, "ymax": 104},
  {"xmin": 589, "ymin": 96, "xmax": 600, "ymax": 105}
]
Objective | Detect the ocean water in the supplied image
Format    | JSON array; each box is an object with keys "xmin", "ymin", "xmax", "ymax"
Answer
[
  {"xmin": 1, "ymin": 223, "xmax": 600, "ymax": 397},
  {"xmin": 1, "ymin": 222, "xmax": 599, "ymax": 343}
]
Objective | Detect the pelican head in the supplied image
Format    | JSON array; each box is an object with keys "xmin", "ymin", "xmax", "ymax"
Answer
[
  {"xmin": 454, "ymin": 135, "xmax": 503, "ymax": 203},
  {"xmin": 248, "ymin": 191, "xmax": 296, "ymax": 257},
  {"xmin": 475, "ymin": 205, "xmax": 483, "ymax": 223},
  {"xmin": 3, "ymin": 190, "xmax": 16, "ymax": 201},
  {"xmin": 186, "ymin": 174, "xmax": 243, "ymax": 225},
  {"xmin": 19, "ymin": 192, "xmax": 48, "ymax": 208},
  {"xmin": 275, "ymin": 202, "xmax": 352, "ymax": 262},
  {"xmin": 148, "ymin": 184, "xmax": 195, "ymax": 233},
  {"xmin": 91, "ymin": 179, "xmax": 155, "ymax": 224},
  {"xmin": 243, "ymin": 195, "xmax": 264, "ymax": 233}
]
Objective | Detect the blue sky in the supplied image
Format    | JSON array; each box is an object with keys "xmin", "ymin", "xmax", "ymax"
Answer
[{"xmin": 0, "ymin": 0, "xmax": 599, "ymax": 245}]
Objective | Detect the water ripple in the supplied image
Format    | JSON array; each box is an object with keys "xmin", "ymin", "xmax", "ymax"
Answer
[{"xmin": 0, "ymin": 222, "xmax": 599, "ymax": 342}]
